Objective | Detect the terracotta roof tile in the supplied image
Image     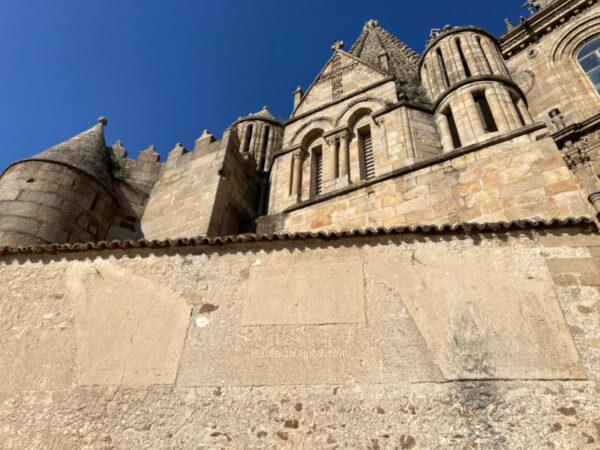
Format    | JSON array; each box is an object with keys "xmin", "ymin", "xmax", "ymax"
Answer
[{"xmin": 0, "ymin": 217, "xmax": 596, "ymax": 258}]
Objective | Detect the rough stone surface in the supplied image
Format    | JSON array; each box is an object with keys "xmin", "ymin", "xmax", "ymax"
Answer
[{"xmin": 0, "ymin": 229, "xmax": 599, "ymax": 447}]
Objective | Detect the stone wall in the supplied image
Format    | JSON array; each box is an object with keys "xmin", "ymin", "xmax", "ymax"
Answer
[
  {"xmin": 269, "ymin": 80, "xmax": 442, "ymax": 215},
  {"xmin": 0, "ymin": 225, "xmax": 598, "ymax": 448},
  {"xmin": 504, "ymin": 3, "xmax": 600, "ymax": 126},
  {"xmin": 141, "ymin": 130, "xmax": 262, "ymax": 239},
  {"xmin": 261, "ymin": 129, "xmax": 593, "ymax": 233},
  {"xmin": 0, "ymin": 161, "xmax": 116, "ymax": 246},
  {"xmin": 106, "ymin": 157, "xmax": 161, "ymax": 241}
]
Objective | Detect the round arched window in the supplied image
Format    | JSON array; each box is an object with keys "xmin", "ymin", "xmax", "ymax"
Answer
[{"xmin": 577, "ymin": 37, "xmax": 600, "ymax": 95}]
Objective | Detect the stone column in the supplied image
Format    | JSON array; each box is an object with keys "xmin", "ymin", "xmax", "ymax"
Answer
[
  {"xmin": 436, "ymin": 113, "xmax": 455, "ymax": 152},
  {"xmin": 421, "ymin": 66, "xmax": 433, "ymax": 99},
  {"xmin": 256, "ymin": 126, "xmax": 267, "ymax": 170},
  {"xmin": 241, "ymin": 124, "xmax": 252, "ymax": 153},
  {"xmin": 339, "ymin": 131, "xmax": 350, "ymax": 179},
  {"xmin": 480, "ymin": 38, "xmax": 506, "ymax": 77},
  {"xmin": 264, "ymin": 126, "xmax": 276, "ymax": 171},
  {"xmin": 464, "ymin": 92, "xmax": 486, "ymax": 138},
  {"xmin": 291, "ymin": 150, "xmax": 303, "ymax": 199},
  {"xmin": 429, "ymin": 52, "xmax": 447, "ymax": 95},
  {"xmin": 441, "ymin": 41, "xmax": 459, "ymax": 85},
  {"xmin": 325, "ymin": 136, "xmax": 339, "ymax": 181},
  {"xmin": 463, "ymin": 33, "xmax": 483, "ymax": 76},
  {"xmin": 485, "ymin": 87, "xmax": 510, "ymax": 132},
  {"xmin": 517, "ymin": 98, "xmax": 534, "ymax": 125},
  {"xmin": 449, "ymin": 38, "xmax": 467, "ymax": 81},
  {"xmin": 496, "ymin": 86, "xmax": 521, "ymax": 130},
  {"xmin": 400, "ymin": 107, "xmax": 415, "ymax": 158},
  {"xmin": 467, "ymin": 34, "xmax": 489, "ymax": 75}
]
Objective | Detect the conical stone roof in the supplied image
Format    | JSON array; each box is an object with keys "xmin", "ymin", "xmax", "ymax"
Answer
[
  {"xmin": 245, "ymin": 106, "xmax": 279, "ymax": 122},
  {"xmin": 349, "ymin": 19, "xmax": 420, "ymax": 84},
  {"xmin": 28, "ymin": 117, "xmax": 114, "ymax": 190}
]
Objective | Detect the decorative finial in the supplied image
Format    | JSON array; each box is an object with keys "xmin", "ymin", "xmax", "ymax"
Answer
[
  {"xmin": 364, "ymin": 19, "xmax": 379, "ymax": 30},
  {"xmin": 294, "ymin": 85, "xmax": 302, "ymax": 93},
  {"xmin": 97, "ymin": 116, "xmax": 108, "ymax": 126},
  {"xmin": 332, "ymin": 40, "xmax": 344, "ymax": 52},
  {"xmin": 262, "ymin": 106, "xmax": 268, "ymax": 110},
  {"xmin": 504, "ymin": 18, "xmax": 514, "ymax": 31}
]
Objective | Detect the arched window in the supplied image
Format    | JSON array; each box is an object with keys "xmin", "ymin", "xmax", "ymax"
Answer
[
  {"xmin": 311, "ymin": 145, "xmax": 323, "ymax": 197},
  {"xmin": 243, "ymin": 124, "xmax": 254, "ymax": 153},
  {"xmin": 443, "ymin": 108, "xmax": 462, "ymax": 149},
  {"xmin": 436, "ymin": 48, "xmax": 450, "ymax": 88},
  {"xmin": 473, "ymin": 92, "xmax": 498, "ymax": 133},
  {"xmin": 358, "ymin": 125, "xmax": 375, "ymax": 181},
  {"xmin": 577, "ymin": 37, "xmax": 600, "ymax": 95},
  {"xmin": 476, "ymin": 36, "xmax": 492, "ymax": 73},
  {"xmin": 260, "ymin": 126, "xmax": 270, "ymax": 171},
  {"xmin": 455, "ymin": 38, "xmax": 472, "ymax": 78}
]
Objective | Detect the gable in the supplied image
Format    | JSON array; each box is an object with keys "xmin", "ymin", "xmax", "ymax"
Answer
[{"xmin": 294, "ymin": 51, "xmax": 388, "ymax": 117}]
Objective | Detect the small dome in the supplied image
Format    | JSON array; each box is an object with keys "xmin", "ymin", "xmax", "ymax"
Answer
[{"xmin": 244, "ymin": 106, "xmax": 278, "ymax": 122}]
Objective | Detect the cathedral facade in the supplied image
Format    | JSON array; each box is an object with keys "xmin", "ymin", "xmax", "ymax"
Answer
[
  {"xmin": 0, "ymin": 0, "xmax": 599, "ymax": 245},
  {"xmin": 0, "ymin": 1, "xmax": 599, "ymax": 448}
]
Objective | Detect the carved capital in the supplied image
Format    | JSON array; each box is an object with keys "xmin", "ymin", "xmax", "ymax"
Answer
[
  {"xmin": 338, "ymin": 129, "xmax": 350, "ymax": 144},
  {"xmin": 292, "ymin": 149, "xmax": 306, "ymax": 160},
  {"xmin": 325, "ymin": 135, "xmax": 339, "ymax": 147},
  {"xmin": 562, "ymin": 142, "xmax": 590, "ymax": 171}
]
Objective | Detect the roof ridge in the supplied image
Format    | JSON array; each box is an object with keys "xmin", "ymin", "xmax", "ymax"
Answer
[
  {"xmin": 348, "ymin": 20, "xmax": 420, "ymax": 85},
  {"xmin": 0, "ymin": 217, "xmax": 595, "ymax": 257}
]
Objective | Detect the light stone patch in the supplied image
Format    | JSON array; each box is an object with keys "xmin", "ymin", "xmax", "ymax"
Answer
[
  {"xmin": 66, "ymin": 260, "xmax": 191, "ymax": 386},
  {"xmin": 242, "ymin": 259, "xmax": 366, "ymax": 326},
  {"xmin": 367, "ymin": 246, "xmax": 586, "ymax": 380}
]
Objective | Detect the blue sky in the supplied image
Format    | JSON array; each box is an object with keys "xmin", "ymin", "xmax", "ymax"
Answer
[{"xmin": 0, "ymin": 0, "xmax": 525, "ymax": 170}]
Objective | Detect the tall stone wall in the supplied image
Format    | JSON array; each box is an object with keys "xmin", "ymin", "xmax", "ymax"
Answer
[
  {"xmin": 504, "ymin": 3, "xmax": 600, "ymax": 126},
  {"xmin": 260, "ymin": 129, "xmax": 593, "ymax": 233},
  {"xmin": 107, "ymin": 157, "xmax": 161, "ymax": 241},
  {"xmin": 140, "ymin": 130, "xmax": 262, "ymax": 239},
  {"xmin": 0, "ymin": 226, "xmax": 598, "ymax": 448}
]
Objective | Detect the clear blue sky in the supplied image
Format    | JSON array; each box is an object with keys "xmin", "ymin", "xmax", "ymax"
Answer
[{"xmin": 0, "ymin": 0, "xmax": 525, "ymax": 170}]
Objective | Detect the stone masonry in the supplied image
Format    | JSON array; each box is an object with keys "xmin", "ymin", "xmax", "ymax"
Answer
[{"xmin": 0, "ymin": 0, "xmax": 600, "ymax": 447}]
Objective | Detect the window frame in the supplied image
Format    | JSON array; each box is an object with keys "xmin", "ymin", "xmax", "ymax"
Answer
[{"xmin": 577, "ymin": 36, "xmax": 600, "ymax": 96}]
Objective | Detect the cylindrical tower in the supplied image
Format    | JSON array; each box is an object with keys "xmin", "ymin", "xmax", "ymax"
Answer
[
  {"xmin": 231, "ymin": 106, "xmax": 284, "ymax": 173},
  {"xmin": 0, "ymin": 118, "xmax": 117, "ymax": 247},
  {"xmin": 420, "ymin": 27, "xmax": 534, "ymax": 152}
]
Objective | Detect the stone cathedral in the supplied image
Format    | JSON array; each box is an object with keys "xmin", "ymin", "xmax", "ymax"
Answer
[{"xmin": 1, "ymin": 0, "xmax": 600, "ymax": 448}]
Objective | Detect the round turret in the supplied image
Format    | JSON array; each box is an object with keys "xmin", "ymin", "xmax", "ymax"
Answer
[
  {"xmin": 0, "ymin": 118, "xmax": 117, "ymax": 247},
  {"xmin": 231, "ymin": 106, "xmax": 284, "ymax": 172},
  {"xmin": 420, "ymin": 27, "xmax": 534, "ymax": 151}
]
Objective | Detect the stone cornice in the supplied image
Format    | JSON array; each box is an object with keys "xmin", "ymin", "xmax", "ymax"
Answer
[
  {"xmin": 431, "ymin": 75, "xmax": 528, "ymax": 113},
  {"xmin": 551, "ymin": 112, "xmax": 600, "ymax": 146},
  {"xmin": 231, "ymin": 116, "xmax": 284, "ymax": 129},
  {"xmin": 500, "ymin": 0, "xmax": 599, "ymax": 59},
  {"xmin": 283, "ymin": 122, "xmax": 547, "ymax": 213},
  {"xmin": 273, "ymin": 144, "xmax": 302, "ymax": 159},
  {"xmin": 371, "ymin": 100, "xmax": 433, "ymax": 119}
]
